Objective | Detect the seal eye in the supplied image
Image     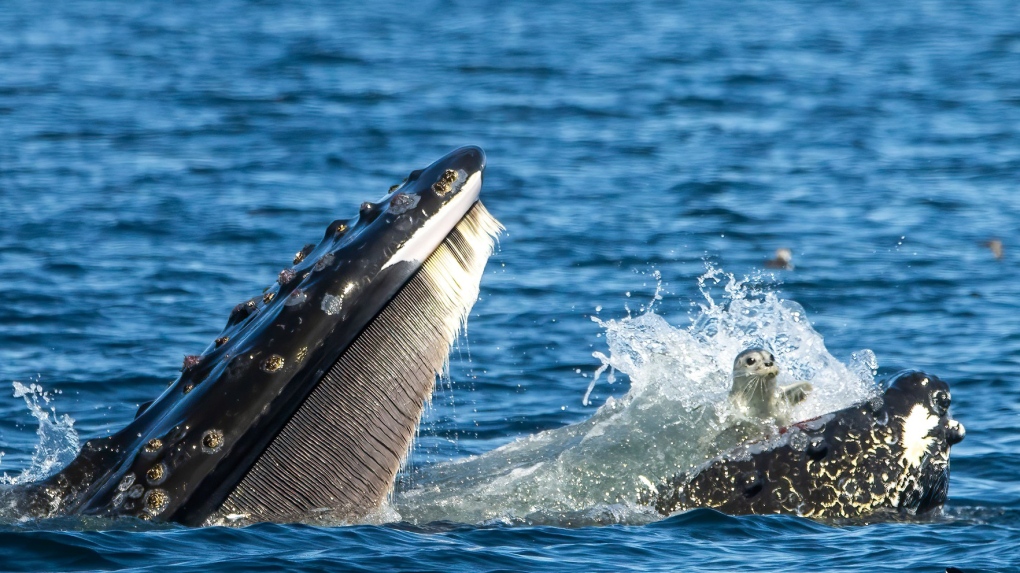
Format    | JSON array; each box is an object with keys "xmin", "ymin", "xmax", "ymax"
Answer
[{"xmin": 746, "ymin": 357, "xmax": 756, "ymax": 366}]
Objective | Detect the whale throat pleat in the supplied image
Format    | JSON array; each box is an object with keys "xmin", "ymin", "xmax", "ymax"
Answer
[{"xmin": 217, "ymin": 202, "xmax": 502, "ymax": 523}]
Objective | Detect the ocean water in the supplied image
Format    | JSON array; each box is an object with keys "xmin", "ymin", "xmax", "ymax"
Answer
[{"xmin": 1, "ymin": 0, "xmax": 1019, "ymax": 571}]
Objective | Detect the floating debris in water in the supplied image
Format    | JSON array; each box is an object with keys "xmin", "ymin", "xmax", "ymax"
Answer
[
  {"xmin": 764, "ymin": 248, "xmax": 794, "ymax": 270},
  {"xmin": 982, "ymin": 239, "xmax": 1003, "ymax": 260}
]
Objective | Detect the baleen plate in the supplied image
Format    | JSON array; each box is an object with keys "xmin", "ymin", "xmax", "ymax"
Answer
[{"xmin": 217, "ymin": 202, "xmax": 502, "ymax": 523}]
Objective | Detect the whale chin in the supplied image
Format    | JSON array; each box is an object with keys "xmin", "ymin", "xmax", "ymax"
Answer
[{"xmin": 13, "ymin": 146, "xmax": 503, "ymax": 526}]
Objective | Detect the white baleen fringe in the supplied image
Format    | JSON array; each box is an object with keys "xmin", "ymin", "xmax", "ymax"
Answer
[{"xmin": 419, "ymin": 201, "xmax": 504, "ymax": 346}]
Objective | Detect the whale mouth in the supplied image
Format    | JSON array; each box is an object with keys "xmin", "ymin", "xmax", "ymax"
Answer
[
  {"xmin": 21, "ymin": 146, "xmax": 503, "ymax": 526},
  {"xmin": 210, "ymin": 198, "xmax": 502, "ymax": 525}
]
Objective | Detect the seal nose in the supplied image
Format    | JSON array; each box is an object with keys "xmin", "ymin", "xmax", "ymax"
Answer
[{"xmin": 947, "ymin": 420, "xmax": 965, "ymax": 446}]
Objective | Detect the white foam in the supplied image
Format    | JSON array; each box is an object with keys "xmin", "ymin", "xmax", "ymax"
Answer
[{"xmin": 0, "ymin": 381, "xmax": 79, "ymax": 487}]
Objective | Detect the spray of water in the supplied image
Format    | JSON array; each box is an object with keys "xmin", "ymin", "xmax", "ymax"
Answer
[
  {"xmin": 0, "ymin": 382, "xmax": 80, "ymax": 487},
  {"xmin": 395, "ymin": 265, "xmax": 880, "ymax": 525}
]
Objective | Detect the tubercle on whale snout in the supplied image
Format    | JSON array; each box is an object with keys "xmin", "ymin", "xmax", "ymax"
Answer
[
  {"xmin": 161, "ymin": 149, "xmax": 483, "ymax": 401},
  {"xmin": 651, "ymin": 370, "xmax": 964, "ymax": 520}
]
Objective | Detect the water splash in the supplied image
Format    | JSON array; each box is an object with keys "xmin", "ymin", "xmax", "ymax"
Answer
[
  {"xmin": 0, "ymin": 382, "xmax": 80, "ymax": 486},
  {"xmin": 593, "ymin": 265, "xmax": 878, "ymax": 418},
  {"xmin": 395, "ymin": 265, "xmax": 880, "ymax": 525}
]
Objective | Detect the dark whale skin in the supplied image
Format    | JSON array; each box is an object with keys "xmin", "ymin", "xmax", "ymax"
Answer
[
  {"xmin": 651, "ymin": 371, "xmax": 965, "ymax": 520},
  {"xmin": 10, "ymin": 147, "xmax": 489, "ymax": 525}
]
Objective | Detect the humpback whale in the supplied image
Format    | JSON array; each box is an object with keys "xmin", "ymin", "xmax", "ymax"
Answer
[
  {"xmin": 8, "ymin": 146, "xmax": 503, "ymax": 525},
  {"xmin": 4, "ymin": 146, "xmax": 963, "ymax": 526}
]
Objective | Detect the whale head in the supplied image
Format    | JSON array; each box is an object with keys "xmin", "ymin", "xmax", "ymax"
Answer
[{"xmin": 23, "ymin": 146, "xmax": 502, "ymax": 525}]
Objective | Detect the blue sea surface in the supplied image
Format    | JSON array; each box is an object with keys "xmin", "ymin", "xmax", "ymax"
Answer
[{"xmin": 1, "ymin": 0, "xmax": 1019, "ymax": 571}]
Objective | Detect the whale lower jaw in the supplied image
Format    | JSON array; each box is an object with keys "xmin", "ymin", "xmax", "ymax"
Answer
[{"xmin": 210, "ymin": 202, "xmax": 502, "ymax": 525}]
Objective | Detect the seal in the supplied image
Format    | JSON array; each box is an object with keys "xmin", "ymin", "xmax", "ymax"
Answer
[{"xmin": 728, "ymin": 347, "xmax": 813, "ymax": 426}]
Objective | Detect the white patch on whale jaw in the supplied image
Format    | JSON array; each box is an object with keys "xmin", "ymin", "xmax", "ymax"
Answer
[
  {"xmin": 900, "ymin": 404, "xmax": 938, "ymax": 468},
  {"xmin": 382, "ymin": 170, "xmax": 483, "ymax": 271}
]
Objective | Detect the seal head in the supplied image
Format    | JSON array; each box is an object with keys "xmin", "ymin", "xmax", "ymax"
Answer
[{"xmin": 729, "ymin": 347, "xmax": 813, "ymax": 426}]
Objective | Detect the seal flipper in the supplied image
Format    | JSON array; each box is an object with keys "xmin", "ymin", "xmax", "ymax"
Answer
[
  {"xmin": 212, "ymin": 203, "xmax": 501, "ymax": 524},
  {"xmin": 779, "ymin": 381, "xmax": 812, "ymax": 405}
]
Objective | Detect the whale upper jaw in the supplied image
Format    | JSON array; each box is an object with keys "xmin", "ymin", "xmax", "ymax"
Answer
[{"xmin": 19, "ymin": 146, "xmax": 503, "ymax": 526}]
